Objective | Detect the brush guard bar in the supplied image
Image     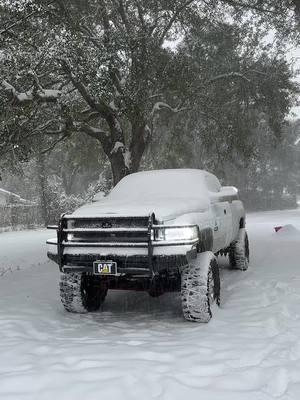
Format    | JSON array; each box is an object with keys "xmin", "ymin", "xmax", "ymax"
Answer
[{"xmin": 47, "ymin": 214, "xmax": 201, "ymax": 276}]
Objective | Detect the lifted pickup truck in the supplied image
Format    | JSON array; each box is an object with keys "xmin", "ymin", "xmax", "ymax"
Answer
[{"xmin": 47, "ymin": 169, "xmax": 249, "ymax": 322}]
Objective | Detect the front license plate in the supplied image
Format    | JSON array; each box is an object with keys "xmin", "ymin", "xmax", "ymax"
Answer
[{"xmin": 93, "ymin": 260, "xmax": 117, "ymax": 275}]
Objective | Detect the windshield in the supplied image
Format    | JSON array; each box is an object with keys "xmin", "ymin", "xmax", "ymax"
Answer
[{"xmin": 108, "ymin": 169, "xmax": 208, "ymax": 201}]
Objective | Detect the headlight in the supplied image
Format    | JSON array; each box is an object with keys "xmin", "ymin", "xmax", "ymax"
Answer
[{"xmin": 154, "ymin": 226, "xmax": 198, "ymax": 241}]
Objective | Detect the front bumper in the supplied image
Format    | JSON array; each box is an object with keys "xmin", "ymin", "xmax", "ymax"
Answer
[
  {"xmin": 47, "ymin": 238, "xmax": 197, "ymax": 275},
  {"xmin": 47, "ymin": 250, "xmax": 191, "ymax": 275},
  {"xmin": 47, "ymin": 214, "xmax": 198, "ymax": 276}
]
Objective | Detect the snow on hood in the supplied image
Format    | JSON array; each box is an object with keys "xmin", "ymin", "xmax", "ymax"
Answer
[{"xmin": 72, "ymin": 196, "xmax": 209, "ymax": 221}]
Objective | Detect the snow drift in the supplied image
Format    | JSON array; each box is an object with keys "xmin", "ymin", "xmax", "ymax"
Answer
[{"xmin": 1, "ymin": 209, "xmax": 300, "ymax": 399}]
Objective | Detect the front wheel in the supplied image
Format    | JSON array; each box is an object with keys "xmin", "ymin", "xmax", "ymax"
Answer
[
  {"xmin": 59, "ymin": 272, "xmax": 108, "ymax": 313},
  {"xmin": 229, "ymin": 228, "xmax": 249, "ymax": 271},
  {"xmin": 181, "ymin": 252, "xmax": 220, "ymax": 323}
]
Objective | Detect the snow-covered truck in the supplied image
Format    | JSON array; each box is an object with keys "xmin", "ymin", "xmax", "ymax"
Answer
[{"xmin": 47, "ymin": 169, "xmax": 249, "ymax": 322}]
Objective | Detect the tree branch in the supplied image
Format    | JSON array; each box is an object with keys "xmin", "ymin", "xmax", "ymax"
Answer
[
  {"xmin": 150, "ymin": 101, "xmax": 188, "ymax": 116},
  {"xmin": 79, "ymin": 123, "xmax": 111, "ymax": 153},
  {"xmin": 32, "ymin": 119, "xmax": 59, "ymax": 134},
  {"xmin": 60, "ymin": 59, "xmax": 114, "ymax": 118},
  {"xmin": 135, "ymin": 2, "xmax": 146, "ymax": 30},
  {"xmin": 41, "ymin": 134, "xmax": 69, "ymax": 154},
  {"xmin": 2, "ymin": 80, "xmax": 33, "ymax": 103},
  {"xmin": 2, "ymin": 79, "xmax": 61, "ymax": 104},
  {"xmin": 158, "ymin": 0, "xmax": 196, "ymax": 46},
  {"xmin": 221, "ymin": 0, "xmax": 279, "ymax": 15},
  {"xmin": 209, "ymin": 72, "xmax": 251, "ymax": 84},
  {"xmin": 117, "ymin": 0, "xmax": 131, "ymax": 34},
  {"xmin": 40, "ymin": 117, "xmax": 111, "ymax": 154},
  {"xmin": 0, "ymin": 0, "xmax": 56, "ymax": 36}
]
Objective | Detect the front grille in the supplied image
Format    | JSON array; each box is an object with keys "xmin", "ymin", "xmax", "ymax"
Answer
[
  {"xmin": 66, "ymin": 216, "xmax": 150, "ymax": 244},
  {"xmin": 70, "ymin": 231, "xmax": 148, "ymax": 243},
  {"xmin": 72, "ymin": 217, "xmax": 149, "ymax": 229}
]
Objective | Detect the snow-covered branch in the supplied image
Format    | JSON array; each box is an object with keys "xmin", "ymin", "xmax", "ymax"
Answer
[
  {"xmin": 151, "ymin": 101, "xmax": 188, "ymax": 116},
  {"xmin": 36, "ymin": 89, "xmax": 61, "ymax": 101},
  {"xmin": 2, "ymin": 80, "xmax": 61, "ymax": 103},
  {"xmin": 209, "ymin": 72, "xmax": 251, "ymax": 84},
  {"xmin": 247, "ymin": 69, "xmax": 268, "ymax": 77},
  {"xmin": 110, "ymin": 141, "xmax": 132, "ymax": 170},
  {"xmin": 32, "ymin": 119, "xmax": 59, "ymax": 134},
  {"xmin": 36, "ymin": 118, "xmax": 111, "ymax": 154},
  {"xmin": 79, "ymin": 123, "xmax": 111, "ymax": 153},
  {"xmin": 110, "ymin": 141, "xmax": 125, "ymax": 155},
  {"xmin": 80, "ymin": 123, "xmax": 108, "ymax": 139},
  {"xmin": 44, "ymin": 119, "xmax": 108, "ymax": 142},
  {"xmin": 81, "ymin": 110, "xmax": 102, "ymax": 123},
  {"xmin": 2, "ymin": 80, "xmax": 32, "ymax": 103}
]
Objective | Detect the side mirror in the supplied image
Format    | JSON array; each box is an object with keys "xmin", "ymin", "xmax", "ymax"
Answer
[{"xmin": 221, "ymin": 186, "xmax": 238, "ymax": 194}]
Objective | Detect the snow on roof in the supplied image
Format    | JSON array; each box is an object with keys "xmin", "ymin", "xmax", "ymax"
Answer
[
  {"xmin": 109, "ymin": 169, "xmax": 210, "ymax": 201},
  {"xmin": 75, "ymin": 169, "xmax": 212, "ymax": 220},
  {"xmin": 0, "ymin": 188, "xmax": 19, "ymax": 198},
  {"xmin": 0, "ymin": 188, "xmax": 29, "ymax": 203}
]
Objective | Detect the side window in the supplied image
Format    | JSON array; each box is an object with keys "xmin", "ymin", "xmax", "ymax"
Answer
[{"xmin": 205, "ymin": 173, "xmax": 221, "ymax": 193}]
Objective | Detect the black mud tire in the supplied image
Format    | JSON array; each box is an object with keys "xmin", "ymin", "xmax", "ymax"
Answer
[
  {"xmin": 229, "ymin": 228, "xmax": 249, "ymax": 271},
  {"xmin": 181, "ymin": 252, "xmax": 220, "ymax": 323},
  {"xmin": 59, "ymin": 272, "xmax": 108, "ymax": 313}
]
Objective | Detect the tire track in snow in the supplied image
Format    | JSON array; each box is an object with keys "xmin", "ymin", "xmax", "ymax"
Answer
[{"xmin": 1, "ymin": 211, "xmax": 300, "ymax": 399}]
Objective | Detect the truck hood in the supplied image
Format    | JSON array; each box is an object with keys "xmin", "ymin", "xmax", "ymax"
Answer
[{"xmin": 72, "ymin": 196, "xmax": 209, "ymax": 221}]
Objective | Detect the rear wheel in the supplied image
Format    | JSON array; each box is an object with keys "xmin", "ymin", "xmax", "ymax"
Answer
[
  {"xmin": 229, "ymin": 228, "xmax": 249, "ymax": 271},
  {"xmin": 181, "ymin": 252, "xmax": 220, "ymax": 323},
  {"xmin": 60, "ymin": 272, "xmax": 108, "ymax": 313}
]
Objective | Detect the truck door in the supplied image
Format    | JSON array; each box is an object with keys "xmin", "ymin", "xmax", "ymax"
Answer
[
  {"xmin": 211, "ymin": 201, "xmax": 232, "ymax": 250},
  {"xmin": 205, "ymin": 173, "xmax": 231, "ymax": 251}
]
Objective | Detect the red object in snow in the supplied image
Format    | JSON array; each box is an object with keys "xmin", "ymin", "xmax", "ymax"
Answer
[{"xmin": 274, "ymin": 226, "xmax": 283, "ymax": 233}]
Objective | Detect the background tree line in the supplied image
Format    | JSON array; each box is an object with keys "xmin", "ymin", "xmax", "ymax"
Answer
[{"xmin": 1, "ymin": 0, "xmax": 300, "ymax": 224}]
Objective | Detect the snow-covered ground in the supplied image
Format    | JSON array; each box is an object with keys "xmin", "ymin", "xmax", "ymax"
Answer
[{"xmin": 1, "ymin": 210, "xmax": 300, "ymax": 400}]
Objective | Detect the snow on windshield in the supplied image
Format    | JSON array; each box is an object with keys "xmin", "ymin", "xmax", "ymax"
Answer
[{"xmin": 108, "ymin": 169, "xmax": 209, "ymax": 200}]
